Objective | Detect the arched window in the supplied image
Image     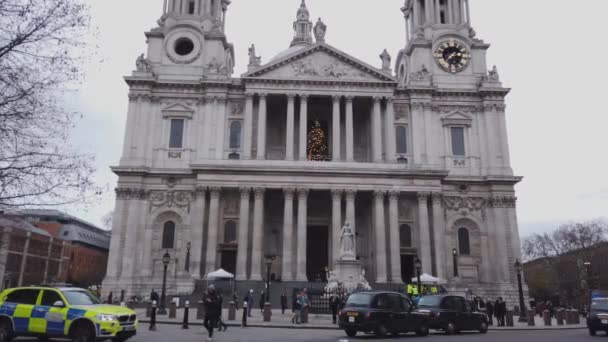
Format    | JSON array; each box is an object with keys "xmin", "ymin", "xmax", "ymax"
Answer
[
  {"xmin": 162, "ymin": 221, "xmax": 176, "ymax": 249},
  {"xmin": 229, "ymin": 121, "xmax": 242, "ymax": 149},
  {"xmin": 396, "ymin": 126, "xmax": 408, "ymax": 154},
  {"xmin": 458, "ymin": 227, "xmax": 470, "ymax": 255},
  {"xmin": 224, "ymin": 221, "xmax": 237, "ymax": 243},
  {"xmin": 400, "ymin": 224, "xmax": 412, "ymax": 247}
]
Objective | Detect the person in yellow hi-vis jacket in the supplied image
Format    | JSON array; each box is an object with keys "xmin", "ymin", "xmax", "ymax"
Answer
[{"xmin": 0, "ymin": 286, "xmax": 138, "ymax": 342}]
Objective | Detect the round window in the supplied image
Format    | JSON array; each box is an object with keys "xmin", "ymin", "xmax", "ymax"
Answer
[{"xmin": 174, "ymin": 38, "xmax": 194, "ymax": 56}]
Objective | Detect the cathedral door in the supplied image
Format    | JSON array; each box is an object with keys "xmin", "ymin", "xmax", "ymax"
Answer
[
  {"xmin": 307, "ymin": 226, "xmax": 329, "ymax": 282},
  {"xmin": 401, "ymin": 254, "xmax": 415, "ymax": 284},
  {"xmin": 220, "ymin": 251, "xmax": 237, "ymax": 275}
]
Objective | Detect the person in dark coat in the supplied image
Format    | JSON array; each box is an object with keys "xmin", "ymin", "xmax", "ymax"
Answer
[
  {"xmin": 259, "ymin": 291, "xmax": 265, "ymax": 313},
  {"xmin": 329, "ymin": 294, "xmax": 340, "ymax": 324},
  {"xmin": 233, "ymin": 292, "xmax": 239, "ymax": 310},
  {"xmin": 216, "ymin": 294, "xmax": 228, "ymax": 332},
  {"xmin": 291, "ymin": 292, "xmax": 302, "ymax": 324},
  {"xmin": 150, "ymin": 289, "xmax": 159, "ymax": 303},
  {"xmin": 280, "ymin": 291, "xmax": 288, "ymax": 315},
  {"xmin": 203, "ymin": 285, "xmax": 222, "ymax": 341},
  {"xmin": 486, "ymin": 299, "xmax": 494, "ymax": 325},
  {"xmin": 495, "ymin": 297, "xmax": 506, "ymax": 327},
  {"xmin": 107, "ymin": 292, "xmax": 113, "ymax": 304},
  {"xmin": 247, "ymin": 289, "xmax": 254, "ymax": 317}
]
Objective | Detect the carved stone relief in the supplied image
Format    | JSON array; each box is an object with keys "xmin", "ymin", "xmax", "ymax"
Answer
[
  {"xmin": 149, "ymin": 190, "xmax": 194, "ymax": 213},
  {"xmin": 262, "ymin": 52, "xmax": 374, "ymax": 80}
]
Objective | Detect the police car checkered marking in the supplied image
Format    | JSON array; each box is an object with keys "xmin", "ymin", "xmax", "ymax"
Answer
[
  {"xmin": 67, "ymin": 308, "xmax": 87, "ymax": 320},
  {"xmin": 0, "ymin": 304, "xmax": 16, "ymax": 316},
  {"xmin": 31, "ymin": 307, "xmax": 50, "ymax": 319},
  {"xmin": 46, "ymin": 321, "xmax": 65, "ymax": 335},
  {"xmin": 13, "ymin": 317, "xmax": 29, "ymax": 333}
]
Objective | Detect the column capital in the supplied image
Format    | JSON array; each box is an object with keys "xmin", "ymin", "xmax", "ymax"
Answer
[
  {"xmin": 195, "ymin": 186, "xmax": 207, "ymax": 197},
  {"xmin": 253, "ymin": 187, "xmax": 266, "ymax": 199},
  {"xmin": 374, "ymin": 190, "xmax": 387, "ymax": 199},
  {"xmin": 331, "ymin": 189, "xmax": 343, "ymax": 200},
  {"xmin": 297, "ymin": 188, "xmax": 309, "ymax": 198},
  {"xmin": 345, "ymin": 189, "xmax": 357, "ymax": 200},
  {"xmin": 299, "ymin": 94, "xmax": 309, "ymax": 100},
  {"xmin": 245, "ymin": 92, "xmax": 255, "ymax": 99},
  {"xmin": 345, "ymin": 95, "xmax": 354, "ymax": 102},
  {"xmin": 258, "ymin": 93, "xmax": 268, "ymax": 99},
  {"xmin": 209, "ymin": 186, "xmax": 222, "ymax": 198},
  {"xmin": 283, "ymin": 187, "xmax": 296, "ymax": 198},
  {"xmin": 286, "ymin": 93, "xmax": 297, "ymax": 100},
  {"xmin": 417, "ymin": 191, "xmax": 431, "ymax": 200},
  {"xmin": 373, "ymin": 96, "xmax": 382, "ymax": 103},
  {"xmin": 332, "ymin": 94, "xmax": 342, "ymax": 102},
  {"xmin": 431, "ymin": 192, "xmax": 443, "ymax": 202},
  {"xmin": 388, "ymin": 190, "xmax": 400, "ymax": 200},
  {"xmin": 239, "ymin": 187, "xmax": 251, "ymax": 198},
  {"xmin": 386, "ymin": 97, "xmax": 395, "ymax": 104}
]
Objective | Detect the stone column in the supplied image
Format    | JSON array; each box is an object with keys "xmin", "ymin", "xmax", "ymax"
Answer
[
  {"xmin": 205, "ymin": 187, "xmax": 221, "ymax": 276},
  {"xmin": 18, "ymin": 232, "xmax": 31, "ymax": 286},
  {"xmin": 106, "ymin": 192, "xmax": 127, "ymax": 279},
  {"xmin": 388, "ymin": 191, "xmax": 402, "ymax": 283},
  {"xmin": 121, "ymin": 191, "xmax": 144, "ymax": 283},
  {"xmin": 142, "ymin": 227, "xmax": 154, "ymax": 278},
  {"xmin": 332, "ymin": 95, "xmax": 341, "ymax": 161},
  {"xmin": 256, "ymin": 94, "xmax": 267, "ymax": 160},
  {"xmin": 345, "ymin": 96, "xmax": 354, "ymax": 162},
  {"xmin": 235, "ymin": 187, "xmax": 251, "ymax": 281},
  {"xmin": 417, "ymin": 192, "xmax": 433, "ymax": 274},
  {"xmin": 298, "ymin": 95, "xmax": 309, "ymax": 161},
  {"xmin": 295, "ymin": 189, "xmax": 309, "ymax": 281},
  {"xmin": 189, "ymin": 186, "xmax": 207, "ymax": 279},
  {"xmin": 371, "ymin": 97, "xmax": 383, "ymax": 163},
  {"xmin": 285, "ymin": 94, "xmax": 296, "ymax": 161},
  {"xmin": 250, "ymin": 188, "xmax": 265, "ymax": 281},
  {"xmin": 431, "ymin": 193, "xmax": 446, "ymax": 279},
  {"xmin": 243, "ymin": 93, "xmax": 254, "ymax": 159},
  {"xmin": 345, "ymin": 190, "xmax": 356, "ymax": 237},
  {"xmin": 374, "ymin": 190, "xmax": 388, "ymax": 283},
  {"xmin": 0, "ymin": 229, "xmax": 10, "ymax": 288},
  {"xmin": 491, "ymin": 199, "xmax": 510, "ymax": 282},
  {"xmin": 281, "ymin": 188, "xmax": 295, "ymax": 280},
  {"xmin": 331, "ymin": 189, "xmax": 343, "ymax": 263},
  {"xmin": 215, "ymin": 98, "xmax": 227, "ymax": 159},
  {"xmin": 384, "ymin": 98, "xmax": 397, "ymax": 162}
]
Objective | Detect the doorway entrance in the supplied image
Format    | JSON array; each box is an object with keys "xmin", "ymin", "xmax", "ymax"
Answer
[
  {"xmin": 401, "ymin": 254, "xmax": 415, "ymax": 284},
  {"xmin": 307, "ymin": 226, "xmax": 329, "ymax": 282},
  {"xmin": 220, "ymin": 250, "xmax": 237, "ymax": 275}
]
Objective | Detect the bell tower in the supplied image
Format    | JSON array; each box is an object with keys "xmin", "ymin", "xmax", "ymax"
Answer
[
  {"xmin": 397, "ymin": 0, "xmax": 493, "ymax": 89},
  {"xmin": 290, "ymin": 0, "xmax": 313, "ymax": 47},
  {"xmin": 136, "ymin": 0, "xmax": 234, "ymax": 81}
]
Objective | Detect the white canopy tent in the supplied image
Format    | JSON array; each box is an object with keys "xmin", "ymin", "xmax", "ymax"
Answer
[
  {"xmin": 411, "ymin": 273, "xmax": 447, "ymax": 285},
  {"xmin": 206, "ymin": 269, "xmax": 234, "ymax": 279},
  {"xmin": 206, "ymin": 269, "xmax": 235, "ymax": 297}
]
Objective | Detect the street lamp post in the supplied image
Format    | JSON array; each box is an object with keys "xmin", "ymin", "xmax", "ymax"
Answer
[
  {"xmin": 515, "ymin": 259, "xmax": 527, "ymax": 323},
  {"xmin": 158, "ymin": 251, "xmax": 171, "ymax": 315},
  {"xmin": 185, "ymin": 242, "xmax": 191, "ymax": 272},
  {"xmin": 452, "ymin": 248, "xmax": 459, "ymax": 277},
  {"xmin": 584, "ymin": 261, "xmax": 592, "ymax": 306},
  {"xmin": 414, "ymin": 256, "xmax": 422, "ymax": 296},
  {"xmin": 264, "ymin": 255, "xmax": 276, "ymax": 303}
]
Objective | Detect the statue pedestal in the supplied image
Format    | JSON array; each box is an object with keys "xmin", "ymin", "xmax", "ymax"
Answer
[{"xmin": 334, "ymin": 258, "xmax": 363, "ymax": 292}]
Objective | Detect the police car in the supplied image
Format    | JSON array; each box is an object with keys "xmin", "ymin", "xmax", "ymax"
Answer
[{"xmin": 0, "ymin": 286, "xmax": 138, "ymax": 342}]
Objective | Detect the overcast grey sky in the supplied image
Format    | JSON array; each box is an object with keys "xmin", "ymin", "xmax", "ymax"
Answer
[{"xmin": 69, "ymin": 0, "xmax": 608, "ymax": 236}]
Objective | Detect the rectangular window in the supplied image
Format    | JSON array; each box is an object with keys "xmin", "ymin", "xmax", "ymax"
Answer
[
  {"xmin": 396, "ymin": 126, "xmax": 408, "ymax": 154},
  {"xmin": 188, "ymin": 0, "xmax": 195, "ymax": 14},
  {"xmin": 169, "ymin": 119, "xmax": 184, "ymax": 149},
  {"xmin": 450, "ymin": 127, "xmax": 466, "ymax": 156}
]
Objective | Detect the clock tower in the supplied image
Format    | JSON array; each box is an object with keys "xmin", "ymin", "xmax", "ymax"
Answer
[
  {"xmin": 138, "ymin": 0, "xmax": 235, "ymax": 81},
  {"xmin": 397, "ymin": 0, "xmax": 495, "ymax": 89}
]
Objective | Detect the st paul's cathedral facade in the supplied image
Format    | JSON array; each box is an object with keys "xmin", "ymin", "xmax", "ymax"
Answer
[{"xmin": 104, "ymin": 0, "xmax": 524, "ymax": 304}]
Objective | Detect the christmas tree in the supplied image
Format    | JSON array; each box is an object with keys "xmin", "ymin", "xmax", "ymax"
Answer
[{"xmin": 307, "ymin": 120, "xmax": 328, "ymax": 161}]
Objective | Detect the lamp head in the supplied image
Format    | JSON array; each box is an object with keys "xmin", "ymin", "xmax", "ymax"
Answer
[
  {"xmin": 162, "ymin": 251, "xmax": 171, "ymax": 265},
  {"xmin": 414, "ymin": 256, "xmax": 422, "ymax": 271}
]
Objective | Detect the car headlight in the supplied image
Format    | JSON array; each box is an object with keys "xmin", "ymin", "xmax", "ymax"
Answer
[{"xmin": 97, "ymin": 314, "xmax": 117, "ymax": 322}]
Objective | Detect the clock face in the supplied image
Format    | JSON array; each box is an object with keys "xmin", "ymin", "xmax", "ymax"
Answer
[{"xmin": 434, "ymin": 40, "xmax": 471, "ymax": 73}]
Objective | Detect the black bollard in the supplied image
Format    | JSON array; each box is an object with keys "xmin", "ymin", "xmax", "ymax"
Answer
[
  {"xmin": 182, "ymin": 300, "xmax": 190, "ymax": 329},
  {"xmin": 242, "ymin": 301, "xmax": 248, "ymax": 327},
  {"xmin": 149, "ymin": 300, "xmax": 157, "ymax": 331}
]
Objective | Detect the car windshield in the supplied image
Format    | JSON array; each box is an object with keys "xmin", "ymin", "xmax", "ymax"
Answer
[
  {"xmin": 61, "ymin": 290, "xmax": 101, "ymax": 306},
  {"xmin": 591, "ymin": 298, "xmax": 608, "ymax": 310},
  {"xmin": 417, "ymin": 296, "xmax": 442, "ymax": 308},
  {"xmin": 345, "ymin": 293, "xmax": 372, "ymax": 308}
]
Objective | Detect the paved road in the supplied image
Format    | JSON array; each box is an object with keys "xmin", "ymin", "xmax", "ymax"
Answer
[{"xmin": 14, "ymin": 325, "xmax": 599, "ymax": 342}]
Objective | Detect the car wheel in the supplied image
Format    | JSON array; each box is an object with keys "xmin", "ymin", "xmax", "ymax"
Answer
[
  {"xmin": 345, "ymin": 328, "xmax": 357, "ymax": 337},
  {"xmin": 71, "ymin": 323, "xmax": 95, "ymax": 342},
  {"xmin": 445, "ymin": 322, "xmax": 457, "ymax": 335},
  {"xmin": 416, "ymin": 323, "xmax": 430, "ymax": 337},
  {"xmin": 0, "ymin": 319, "xmax": 14, "ymax": 342},
  {"xmin": 375, "ymin": 324, "xmax": 388, "ymax": 337},
  {"xmin": 37, "ymin": 337, "xmax": 50, "ymax": 342},
  {"xmin": 588, "ymin": 329, "xmax": 596, "ymax": 336},
  {"xmin": 479, "ymin": 321, "xmax": 488, "ymax": 334}
]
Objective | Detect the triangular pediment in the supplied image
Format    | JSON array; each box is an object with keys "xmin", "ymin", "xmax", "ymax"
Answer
[
  {"xmin": 162, "ymin": 103, "xmax": 193, "ymax": 113},
  {"xmin": 442, "ymin": 112, "xmax": 473, "ymax": 126},
  {"xmin": 243, "ymin": 44, "xmax": 396, "ymax": 83}
]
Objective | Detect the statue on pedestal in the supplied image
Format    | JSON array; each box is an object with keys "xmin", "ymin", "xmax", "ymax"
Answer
[{"xmin": 339, "ymin": 222, "xmax": 355, "ymax": 259}]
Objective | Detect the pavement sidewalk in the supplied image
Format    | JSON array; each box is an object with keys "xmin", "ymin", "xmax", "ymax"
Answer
[{"xmin": 136, "ymin": 308, "xmax": 587, "ymax": 331}]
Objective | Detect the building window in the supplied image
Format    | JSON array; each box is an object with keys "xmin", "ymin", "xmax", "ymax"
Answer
[
  {"xmin": 450, "ymin": 127, "xmax": 466, "ymax": 156},
  {"xmin": 188, "ymin": 0, "xmax": 195, "ymax": 14},
  {"xmin": 396, "ymin": 126, "xmax": 408, "ymax": 154},
  {"xmin": 169, "ymin": 119, "xmax": 185, "ymax": 149},
  {"xmin": 458, "ymin": 227, "xmax": 470, "ymax": 255},
  {"xmin": 162, "ymin": 221, "xmax": 176, "ymax": 249},
  {"xmin": 400, "ymin": 224, "xmax": 412, "ymax": 247},
  {"xmin": 229, "ymin": 121, "xmax": 242, "ymax": 149},
  {"xmin": 224, "ymin": 221, "xmax": 237, "ymax": 244}
]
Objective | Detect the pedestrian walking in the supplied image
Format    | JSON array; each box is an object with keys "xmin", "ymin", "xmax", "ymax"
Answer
[
  {"xmin": 486, "ymin": 299, "xmax": 494, "ymax": 326},
  {"xmin": 107, "ymin": 292, "xmax": 113, "ymax": 304},
  {"xmin": 300, "ymin": 288, "xmax": 309, "ymax": 323},
  {"xmin": 150, "ymin": 289, "xmax": 159, "ymax": 303},
  {"xmin": 259, "ymin": 291, "xmax": 265, "ymax": 313},
  {"xmin": 495, "ymin": 297, "xmax": 506, "ymax": 327},
  {"xmin": 203, "ymin": 285, "xmax": 221, "ymax": 341},
  {"xmin": 233, "ymin": 292, "xmax": 239, "ymax": 310},
  {"xmin": 291, "ymin": 292, "xmax": 302, "ymax": 324},
  {"xmin": 329, "ymin": 293, "xmax": 339, "ymax": 324},
  {"xmin": 247, "ymin": 289, "xmax": 254, "ymax": 317},
  {"xmin": 215, "ymin": 294, "xmax": 228, "ymax": 332},
  {"xmin": 280, "ymin": 291, "xmax": 288, "ymax": 315}
]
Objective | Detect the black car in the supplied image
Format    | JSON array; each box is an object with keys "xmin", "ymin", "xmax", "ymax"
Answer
[
  {"xmin": 587, "ymin": 298, "xmax": 608, "ymax": 336},
  {"xmin": 415, "ymin": 295, "xmax": 489, "ymax": 334},
  {"xmin": 338, "ymin": 291, "xmax": 429, "ymax": 338}
]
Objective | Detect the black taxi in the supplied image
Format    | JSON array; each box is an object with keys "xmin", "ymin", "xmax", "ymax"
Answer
[
  {"xmin": 415, "ymin": 295, "xmax": 488, "ymax": 334},
  {"xmin": 588, "ymin": 297, "xmax": 608, "ymax": 336},
  {"xmin": 338, "ymin": 291, "xmax": 429, "ymax": 337}
]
